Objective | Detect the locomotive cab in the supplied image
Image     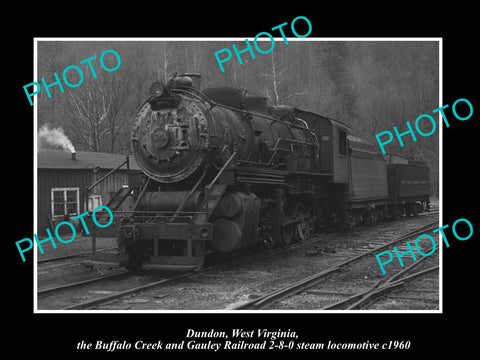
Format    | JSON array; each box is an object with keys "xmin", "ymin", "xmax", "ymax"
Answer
[{"xmin": 293, "ymin": 108, "xmax": 349, "ymax": 183}]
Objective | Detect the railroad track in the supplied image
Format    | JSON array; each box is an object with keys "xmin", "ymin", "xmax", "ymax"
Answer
[
  {"xmin": 37, "ymin": 268, "xmax": 198, "ymax": 310},
  {"xmin": 61, "ymin": 271, "xmax": 196, "ymax": 310},
  {"xmin": 37, "ymin": 247, "xmax": 126, "ymax": 299},
  {"xmin": 230, "ymin": 221, "xmax": 439, "ymax": 310},
  {"xmin": 322, "ymin": 255, "xmax": 439, "ymax": 310},
  {"xmin": 37, "ymin": 215, "xmax": 439, "ymax": 311},
  {"xmin": 37, "ymin": 270, "xmax": 130, "ymax": 297},
  {"xmin": 37, "ymin": 247, "xmax": 117, "ymax": 264},
  {"xmin": 37, "ymin": 230, "xmax": 339, "ymax": 310},
  {"xmin": 40, "ymin": 234, "xmax": 336, "ymax": 310}
]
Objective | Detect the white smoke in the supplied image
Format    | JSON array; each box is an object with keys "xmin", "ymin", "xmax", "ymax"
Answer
[{"xmin": 38, "ymin": 124, "xmax": 76, "ymax": 153}]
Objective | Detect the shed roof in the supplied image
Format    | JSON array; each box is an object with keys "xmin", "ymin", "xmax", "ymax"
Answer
[{"xmin": 37, "ymin": 149, "xmax": 142, "ymax": 171}]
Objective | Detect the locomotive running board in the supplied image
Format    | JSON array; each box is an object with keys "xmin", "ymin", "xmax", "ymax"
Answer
[{"xmin": 142, "ymin": 256, "xmax": 200, "ymax": 271}]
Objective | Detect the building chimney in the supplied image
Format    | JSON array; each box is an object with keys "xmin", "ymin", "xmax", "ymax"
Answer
[{"xmin": 71, "ymin": 151, "xmax": 76, "ymax": 161}]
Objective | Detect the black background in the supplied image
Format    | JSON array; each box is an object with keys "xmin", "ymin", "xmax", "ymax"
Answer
[{"xmin": 7, "ymin": 5, "xmax": 477, "ymax": 358}]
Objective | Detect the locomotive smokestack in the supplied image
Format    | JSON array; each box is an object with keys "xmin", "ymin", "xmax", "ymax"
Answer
[{"xmin": 71, "ymin": 151, "xmax": 76, "ymax": 161}]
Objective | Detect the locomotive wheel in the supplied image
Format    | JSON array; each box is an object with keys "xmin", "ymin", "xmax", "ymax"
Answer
[
  {"xmin": 259, "ymin": 205, "xmax": 278, "ymax": 250},
  {"xmin": 409, "ymin": 202, "xmax": 422, "ymax": 217},
  {"xmin": 260, "ymin": 225, "xmax": 276, "ymax": 250},
  {"xmin": 294, "ymin": 202, "xmax": 312, "ymax": 242},
  {"xmin": 281, "ymin": 224, "xmax": 296, "ymax": 246},
  {"xmin": 192, "ymin": 240, "xmax": 206, "ymax": 271},
  {"xmin": 393, "ymin": 207, "xmax": 403, "ymax": 219}
]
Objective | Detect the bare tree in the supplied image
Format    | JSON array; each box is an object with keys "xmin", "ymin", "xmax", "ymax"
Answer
[
  {"xmin": 63, "ymin": 79, "xmax": 111, "ymax": 152},
  {"xmin": 37, "ymin": 40, "xmax": 438, "ymax": 170},
  {"xmin": 262, "ymin": 50, "xmax": 307, "ymax": 105},
  {"xmin": 61, "ymin": 67, "xmax": 141, "ymax": 153},
  {"xmin": 157, "ymin": 42, "xmax": 176, "ymax": 82},
  {"xmin": 262, "ymin": 51, "xmax": 286, "ymax": 105}
]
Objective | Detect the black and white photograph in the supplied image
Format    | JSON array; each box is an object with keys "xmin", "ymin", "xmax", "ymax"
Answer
[
  {"xmin": 33, "ymin": 39, "xmax": 441, "ymax": 313},
  {"xmin": 7, "ymin": 8, "xmax": 478, "ymax": 357}
]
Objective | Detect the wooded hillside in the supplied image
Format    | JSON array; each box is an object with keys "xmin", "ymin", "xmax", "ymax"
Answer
[{"xmin": 36, "ymin": 40, "xmax": 439, "ymax": 186}]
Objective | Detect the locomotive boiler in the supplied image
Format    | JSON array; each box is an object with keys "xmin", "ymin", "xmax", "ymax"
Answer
[
  {"xmin": 87, "ymin": 73, "xmax": 430, "ymax": 271},
  {"xmin": 90, "ymin": 73, "xmax": 318, "ymax": 270}
]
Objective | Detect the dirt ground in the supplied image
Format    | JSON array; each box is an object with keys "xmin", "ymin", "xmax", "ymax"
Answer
[
  {"xmin": 37, "ymin": 213, "xmax": 440, "ymax": 311},
  {"xmin": 36, "ymin": 236, "xmax": 118, "ymax": 260}
]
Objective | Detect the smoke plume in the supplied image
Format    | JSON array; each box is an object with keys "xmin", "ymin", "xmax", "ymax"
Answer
[{"xmin": 38, "ymin": 124, "xmax": 76, "ymax": 153}]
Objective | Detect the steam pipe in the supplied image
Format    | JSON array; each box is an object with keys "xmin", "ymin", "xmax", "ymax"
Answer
[
  {"xmin": 169, "ymin": 168, "xmax": 208, "ymax": 222},
  {"xmin": 132, "ymin": 177, "xmax": 151, "ymax": 212},
  {"xmin": 87, "ymin": 157, "xmax": 129, "ymax": 192}
]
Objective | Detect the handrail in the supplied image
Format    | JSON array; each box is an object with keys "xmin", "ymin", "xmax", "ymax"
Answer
[
  {"xmin": 86, "ymin": 155, "xmax": 131, "ymax": 255},
  {"xmin": 172, "ymin": 87, "xmax": 318, "ymax": 137},
  {"xmin": 205, "ymin": 152, "xmax": 237, "ymax": 193},
  {"xmin": 169, "ymin": 168, "xmax": 207, "ymax": 222},
  {"xmin": 238, "ymin": 137, "xmax": 315, "ymax": 168},
  {"xmin": 131, "ymin": 177, "xmax": 151, "ymax": 211},
  {"xmin": 209, "ymin": 101, "xmax": 317, "ymax": 135}
]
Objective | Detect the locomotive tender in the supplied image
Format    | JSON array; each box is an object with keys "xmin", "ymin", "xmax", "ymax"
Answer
[{"xmin": 89, "ymin": 73, "xmax": 430, "ymax": 270}]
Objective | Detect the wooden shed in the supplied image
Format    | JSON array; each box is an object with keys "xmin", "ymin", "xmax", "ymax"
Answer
[{"xmin": 37, "ymin": 149, "xmax": 142, "ymax": 233}]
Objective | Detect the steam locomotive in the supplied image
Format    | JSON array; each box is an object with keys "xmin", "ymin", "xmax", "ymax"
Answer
[{"xmin": 89, "ymin": 73, "xmax": 430, "ymax": 271}]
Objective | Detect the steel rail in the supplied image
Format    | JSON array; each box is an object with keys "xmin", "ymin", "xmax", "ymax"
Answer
[
  {"xmin": 37, "ymin": 247, "xmax": 118, "ymax": 264},
  {"xmin": 40, "ymin": 221, "xmax": 439, "ymax": 310},
  {"xmin": 323, "ymin": 250, "xmax": 439, "ymax": 310},
  {"xmin": 38, "ymin": 270, "xmax": 131, "ymax": 297},
  {"xmin": 62, "ymin": 271, "xmax": 196, "ymax": 310},
  {"xmin": 52, "ymin": 232, "xmax": 338, "ymax": 310},
  {"xmin": 343, "ymin": 265, "xmax": 439, "ymax": 310},
  {"xmin": 231, "ymin": 221, "xmax": 439, "ymax": 310}
]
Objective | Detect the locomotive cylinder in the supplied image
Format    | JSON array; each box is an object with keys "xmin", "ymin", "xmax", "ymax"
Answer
[
  {"xmin": 211, "ymin": 191, "xmax": 260, "ymax": 253},
  {"xmin": 212, "ymin": 219, "xmax": 242, "ymax": 253},
  {"xmin": 215, "ymin": 193, "xmax": 244, "ymax": 218}
]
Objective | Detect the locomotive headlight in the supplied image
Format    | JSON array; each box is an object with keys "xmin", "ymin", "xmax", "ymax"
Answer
[{"xmin": 150, "ymin": 81, "xmax": 166, "ymax": 98}]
